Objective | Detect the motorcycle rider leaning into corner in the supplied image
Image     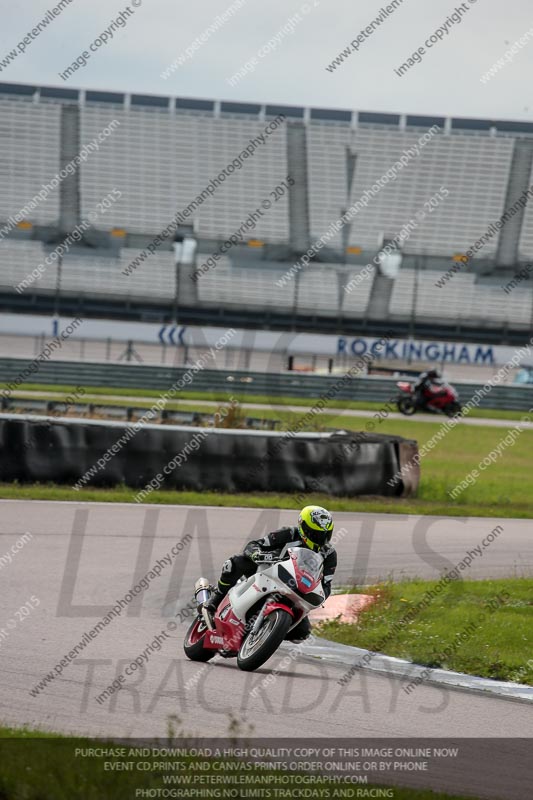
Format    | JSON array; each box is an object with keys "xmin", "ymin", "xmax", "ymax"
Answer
[
  {"xmin": 202, "ymin": 505, "xmax": 337, "ymax": 642},
  {"xmin": 414, "ymin": 368, "xmax": 446, "ymax": 408}
]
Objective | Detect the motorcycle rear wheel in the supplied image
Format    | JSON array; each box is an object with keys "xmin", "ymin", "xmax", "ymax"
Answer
[
  {"xmin": 183, "ymin": 617, "xmax": 216, "ymax": 662},
  {"xmin": 445, "ymin": 401, "xmax": 462, "ymax": 418},
  {"xmin": 397, "ymin": 396, "xmax": 416, "ymax": 415},
  {"xmin": 237, "ymin": 609, "xmax": 293, "ymax": 672}
]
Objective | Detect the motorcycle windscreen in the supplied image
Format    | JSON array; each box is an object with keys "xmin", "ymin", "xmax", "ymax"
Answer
[{"xmin": 290, "ymin": 548, "xmax": 324, "ymax": 583}]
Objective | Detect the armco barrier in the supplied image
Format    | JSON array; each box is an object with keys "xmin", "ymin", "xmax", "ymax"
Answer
[
  {"xmin": 0, "ymin": 415, "xmax": 419, "ymax": 498},
  {"xmin": 1, "ymin": 357, "xmax": 533, "ymax": 410}
]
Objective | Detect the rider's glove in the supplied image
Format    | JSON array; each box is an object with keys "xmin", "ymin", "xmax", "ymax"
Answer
[{"xmin": 250, "ymin": 550, "xmax": 275, "ymax": 563}]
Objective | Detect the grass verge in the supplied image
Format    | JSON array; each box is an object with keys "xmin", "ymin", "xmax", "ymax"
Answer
[
  {"xmin": 4, "ymin": 386, "xmax": 533, "ymax": 518},
  {"xmin": 0, "ymin": 726, "xmax": 483, "ymax": 800},
  {"xmin": 318, "ymin": 578, "xmax": 533, "ymax": 685},
  {"xmin": 2, "ymin": 381, "xmax": 531, "ymax": 421},
  {"xmin": 1, "ymin": 482, "xmax": 533, "ymax": 519}
]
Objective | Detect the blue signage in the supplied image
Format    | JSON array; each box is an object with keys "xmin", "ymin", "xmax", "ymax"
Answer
[{"xmin": 337, "ymin": 337, "xmax": 495, "ymax": 365}]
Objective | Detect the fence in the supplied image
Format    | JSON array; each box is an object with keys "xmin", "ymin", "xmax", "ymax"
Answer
[{"xmin": 1, "ymin": 357, "xmax": 533, "ymax": 410}]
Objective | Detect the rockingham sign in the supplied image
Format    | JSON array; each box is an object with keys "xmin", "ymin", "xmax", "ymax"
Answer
[
  {"xmin": 1, "ymin": 314, "xmax": 531, "ymax": 369},
  {"xmin": 337, "ymin": 336, "xmax": 498, "ymax": 366}
]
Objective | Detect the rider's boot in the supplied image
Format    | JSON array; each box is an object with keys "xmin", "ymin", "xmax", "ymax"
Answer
[{"xmin": 201, "ymin": 587, "xmax": 226, "ymax": 630}]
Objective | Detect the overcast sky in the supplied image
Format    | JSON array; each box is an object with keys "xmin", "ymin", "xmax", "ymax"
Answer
[{"xmin": 2, "ymin": 0, "xmax": 532, "ymax": 120}]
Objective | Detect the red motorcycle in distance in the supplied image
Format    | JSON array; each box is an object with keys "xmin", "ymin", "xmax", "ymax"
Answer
[{"xmin": 396, "ymin": 380, "xmax": 461, "ymax": 417}]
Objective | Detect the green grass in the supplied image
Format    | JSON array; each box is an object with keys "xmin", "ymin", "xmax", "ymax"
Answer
[
  {"xmin": 2, "ymin": 481, "xmax": 533, "ymax": 519},
  {"xmin": 260, "ymin": 409, "xmax": 533, "ymax": 516},
  {"xmin": 4, "ymin": 384, "xmax": 533, "ymax": 518},
  {"xmin": 0, "ymin": 726, "xmax": 484, "ymax": 800},
  {"xmin": 3, "ymin": 381, "xmax": 531, "ymax": 420},
  {"xmin": 343, "ymin": 416, "xmax": 533, "ymax": 515},
  {"xmin": 319, "ymin": 578, "xmax": 533, "ymax": 685}
]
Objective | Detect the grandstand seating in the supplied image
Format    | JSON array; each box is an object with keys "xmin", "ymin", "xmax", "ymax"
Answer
[
  {"xmin": 518, "ymin": 184, "xmax": 533, "ymax": 259},
  {"xmin": 1, "ymin": 86, "xmax": 531, "ymax": 260},
  {"xmin": 1, "ymin": 83, "xmax": 533, "ymax": 336},
  {"xmin": 0, "ymin": 241, "xmax": 173, "ymax": 300},
  {"xmin": 308, "ymin": 125, "xmax": 515, "ymax": 255},
  {"xmin": 2, "ymin": 240, "xmax": 531, "ymax": 326},
  {"xmin": 79, "ymin": 106, "xmax": 290, "ymax": 241},
  {"xmin": 389, "ymin": 269, "xmax": 532, "ymax": 324},
  {"xmin": 0, "ymin": 99, "xmax": 60, "ymax": 226},
  {"xmin": 197, "ymin": 261, "xmax": 292, "ymax": 310},
  {"xmin": 340, "ymin": 267, "xmax": 373, "ymax": 315}
]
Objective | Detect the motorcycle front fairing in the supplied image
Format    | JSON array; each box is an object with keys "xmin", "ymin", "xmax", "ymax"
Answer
[
  {"xmin": 396, "ymin": 381, "xmax": 413, "ymax": 393},
  {"xmin": 276, "ymin": 548, "xmax": 325, "ymax": 607},
  {"xmin": 216, "ymin": 548, "xmax": 325, "ymax": 648}
]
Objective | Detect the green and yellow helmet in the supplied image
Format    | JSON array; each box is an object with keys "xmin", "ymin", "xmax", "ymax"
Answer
[{"xmin": 298, "ymin": 505, "xmax": 334, "ymax": 552}]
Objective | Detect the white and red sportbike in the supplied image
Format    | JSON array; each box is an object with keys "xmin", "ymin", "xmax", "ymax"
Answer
[{"xmin": 183, "ymin": 546, "xmax": 325, "ymax": 671}]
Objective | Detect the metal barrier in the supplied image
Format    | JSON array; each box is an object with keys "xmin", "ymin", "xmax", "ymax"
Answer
[
  {"xmin": 2, "ymin": 395, "xmax": 281, "ymax": 429},
  {"xmin": 1, "ymin": 356, "xmax": 533, "ymax": 411}
]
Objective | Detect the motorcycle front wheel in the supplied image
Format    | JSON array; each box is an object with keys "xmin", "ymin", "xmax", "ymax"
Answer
[
  {"xmin": 183, "ymin": 617, "xmax": 216, "ymax": 662},
  {"xmin": 237, "ymin": 609, "xmax": 293, "ymax": 672},
  {"xmin": 397, "ymin": 396, "xmax": 416, "ymax": 415},
  {"xmin": 445, "ymin": 401, "xmax": 462, "ymax": 418}
]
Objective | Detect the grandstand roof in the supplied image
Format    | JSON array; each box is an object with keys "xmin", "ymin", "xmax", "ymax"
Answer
[{"xmin": 2, "ymin": 80, "xmax": 533, "ymax": 136}]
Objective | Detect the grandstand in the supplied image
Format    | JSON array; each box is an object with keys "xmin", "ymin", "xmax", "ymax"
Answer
[
  {"xmin": 307, "ymin": 124, "xmax": 515, "ymax": 256},
  {"xmin": 0, "ymin": 100, "xmax": 61, "ymax": 226},
  {"xmin": 79, "ymin": 103, "xmax": 290, "ymax": 241},
  {"xmin": 1, "ymin": 81, "xmax": 532, "ymax": 343}
]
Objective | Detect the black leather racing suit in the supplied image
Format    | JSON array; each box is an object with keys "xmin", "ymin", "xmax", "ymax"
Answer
[
  {"xmin": 414, "ymin": 372, "xmax": 446, "ymax": 409},
  {"xmin": 213, "ymin": 526, "xmax": 337, "ymax": 642}
]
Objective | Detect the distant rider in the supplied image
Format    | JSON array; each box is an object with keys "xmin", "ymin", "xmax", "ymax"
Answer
[
  {"xmin": 202, "ymin": 505, "xmax": 337, "ymax": 642},
  {"xmin": 414, "ymin": 369, "xmax": 447, "ymax": 409}
]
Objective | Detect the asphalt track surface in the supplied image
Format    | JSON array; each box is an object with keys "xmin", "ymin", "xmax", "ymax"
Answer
[{"xmin": 0, "ymin": 500, "xmax": 531, "ymax": 759}]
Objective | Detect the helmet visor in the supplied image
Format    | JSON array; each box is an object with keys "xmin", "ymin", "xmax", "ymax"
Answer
[{"xmin": 299, "ymin": 522, "xmax": 332, "ymax": 550}]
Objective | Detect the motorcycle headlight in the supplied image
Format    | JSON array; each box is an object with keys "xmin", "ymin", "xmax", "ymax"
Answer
[
  {"xmin": 277, "ymin": 565, "xmax": 324, "ymax": 606},
  {"xmin": 278, "ymin": 564, "xmax": 297, "ymax": 591}
]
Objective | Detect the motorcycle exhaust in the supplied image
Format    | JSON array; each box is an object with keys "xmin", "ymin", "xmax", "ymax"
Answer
[{"xmin": 194, "ymin": 577, "xmax": 211, "ymax": 607}]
